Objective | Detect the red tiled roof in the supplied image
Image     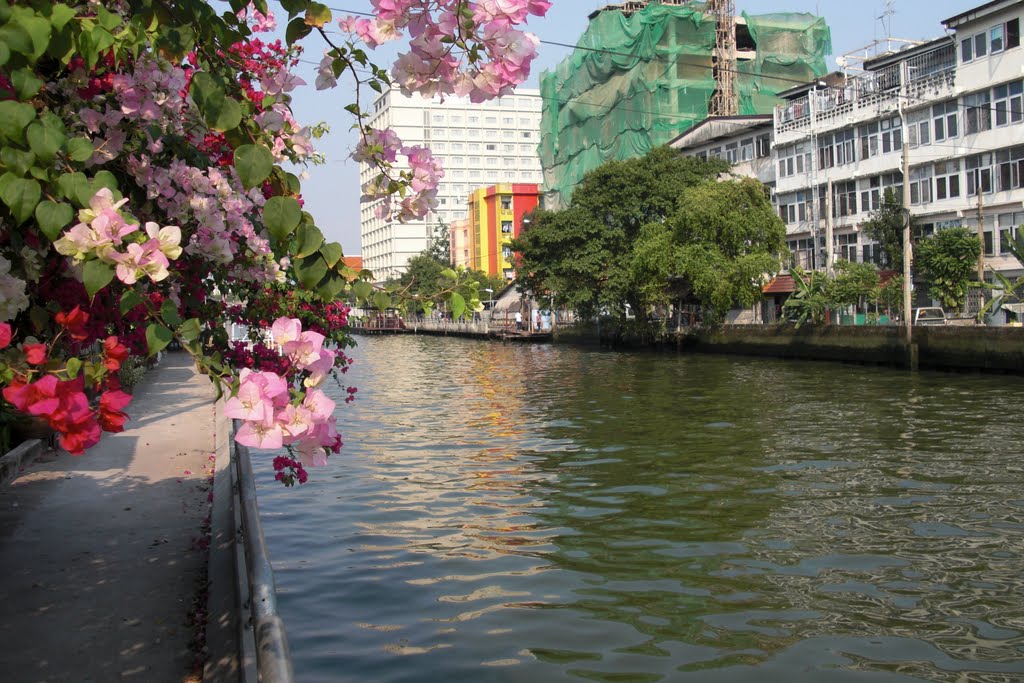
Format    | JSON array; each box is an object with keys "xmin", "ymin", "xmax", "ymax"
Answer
[{"xmin": 763, "ymin": 274, "xmax": 797, "ymax": 294}]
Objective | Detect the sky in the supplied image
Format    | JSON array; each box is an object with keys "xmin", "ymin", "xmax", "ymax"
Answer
[{"xmin": 280, "ymin": 0, "xmax": 974, "ymax": 257}]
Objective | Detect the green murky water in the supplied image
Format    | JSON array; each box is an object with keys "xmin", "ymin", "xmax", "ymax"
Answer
[{"xmin": 256, "ymin": 335, "xmax": 1024, "ymax": 682}]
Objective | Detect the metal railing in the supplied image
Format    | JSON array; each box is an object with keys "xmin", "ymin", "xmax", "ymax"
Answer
[{"xmin": 232, "ymin": 422, "xmax": 294, "ymax": 683}]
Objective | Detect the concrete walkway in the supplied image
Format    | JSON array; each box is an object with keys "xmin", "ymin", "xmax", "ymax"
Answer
[{"xmin": 0, "ymin": 352, "xmax": 221, "ymax": 683}]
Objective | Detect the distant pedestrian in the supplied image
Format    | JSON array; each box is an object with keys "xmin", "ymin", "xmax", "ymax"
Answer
[{"xmin": 515, "ymin": 311, "xmax": 523, "ymax": 330}]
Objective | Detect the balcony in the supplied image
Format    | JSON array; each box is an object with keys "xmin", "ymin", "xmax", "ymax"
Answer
[{"xmin": 775, "ymin": 43, "xmax": 957, "ymax": 138}]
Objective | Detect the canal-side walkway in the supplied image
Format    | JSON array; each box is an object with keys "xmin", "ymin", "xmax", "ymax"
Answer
[{"xmin": 0, "ymin": 352, "xmax": 221, "ymax": 682}]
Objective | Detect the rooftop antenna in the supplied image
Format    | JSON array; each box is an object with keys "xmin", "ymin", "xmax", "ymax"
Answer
[{"xmin": 878, "ymin": 0, "xmax": 896, "ymax": 54}]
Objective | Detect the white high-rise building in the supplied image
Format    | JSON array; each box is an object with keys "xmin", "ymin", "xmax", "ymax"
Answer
[{"xmin": 359, "ymin": 86, "xmax": 545, "ymax": 281}]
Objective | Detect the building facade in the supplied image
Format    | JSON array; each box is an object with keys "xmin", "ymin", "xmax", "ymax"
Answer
[
  {"xmin": 359, "ymin": 86, "xmax": 545, "ymax": 281},
  {"xmin": 466, "ymin": 184, "xmax": 539, "ymax": 280},
  {"xmin": 771, "ymin": 0, "xmax": 1024, "ymax": 281}
]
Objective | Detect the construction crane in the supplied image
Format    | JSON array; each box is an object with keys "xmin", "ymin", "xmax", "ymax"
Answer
[{"xmin": 706, "ymin": 0, "xmax": 738, "ymax": 117}]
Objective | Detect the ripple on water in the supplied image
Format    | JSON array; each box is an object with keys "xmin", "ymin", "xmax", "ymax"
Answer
[{"xmin": 256, "ymin": 337, "xmax": 1024, "ymax": 683}]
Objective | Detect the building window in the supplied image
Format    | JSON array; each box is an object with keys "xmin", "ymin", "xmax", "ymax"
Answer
[
  {"xmin": 992, "ymin": 24, "xmax": 1005, "ymax": 53},
  {"xmin": 501, "ymin": 220, "xmax": 513, "ymax": 232},
  {"xmin": 909, "ymin": 166, "xmax": 933, "ymax": 205},
  {"xmin": 836, "ymin": 233, "xmax": 858, "ymax": 262},
  {"xmin": 934, "ymin": 160, "xmax": 961, "ymax": 199},
  {"xmin": 469, "ymin": 115, "xmax": 479, "ymax": 124},
  {"xmin": 932, "ymin": 101, "xmax": 958, "ymax": 140},
  {"xmin": 859, "ymin": 122, "xmax": 879, "ymax": 159},
  {"xmin": 500, "ymin": 196, "xmax": 512, "ymax": 210},
  {"xmin": 994, "ymin": 80, "xmax": 1023, "ymax": 126},
  {"xmin": 965, "ymin": 91, "xmax": 993, "ymax": 133},
  {"xmin": 975, "ymin": 32, "xmax": 989, "ymax": 59},
  {"xmin": 502, "ymin": 116, "xmax": 514, "ymax": 124},
  {"xmin": 997, "ymin": 145, "xmax": 1024, "ymax": 191},
  {"xmin": 860, "ymin": 176, "xmax": 881, "ymax": 213},
  {"xmin": 485, "ymin": 116, "xmax": 497, "ymax": 124},
  {"xmin": 966, "ymin": 153, "xmax": 994, "ymax": 195},
  {"xmin": 834, "ymin": 128, "xmax": 856, "ymax": 165},
  {"xmin": 521, "ymin": 131, "xmax": 532, "ymax": 139},
  {"xmin": 485, "ymin": 143, "xmax": 497, "ymax": 151},
  {"xmin": 880, "ymin": 116, "xmax": 902, "ymax": 152},
  {"xmin": 833, "ymin": 180, "xmax": 857, "ymax": 217},
  {"xmin": 817, "ymin": 134, "xmax": 835, "ymax": 169},
  {"xmin": 752, "ymin": 134, "xmax": 768, "ymax": 159},
  {"xmin": 725, "ymin": 141, "xmax": 739, "ymax": 164}
]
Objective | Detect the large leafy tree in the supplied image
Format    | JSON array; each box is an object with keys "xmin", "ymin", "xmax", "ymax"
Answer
[
  {"xmin": 669, "ymin": 178, "xmax": 787, "ymax": 322},
  {"xmin": 512, "ymin": 148, "xmax": 729, "ymax": 320},
  {"xmin": 914, "ymin": 227, "xmax": 982, "ymax": 314}
]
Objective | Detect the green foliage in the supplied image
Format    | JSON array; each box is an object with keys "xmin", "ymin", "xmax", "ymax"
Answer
[
  {"xmin": 425, "ymin": 218, "xmax": 451, "ymax": 265},
  {"xmin": 830, "ymin": 260, "xmax": 881, "ymax": 309},
  {"xmin": 513, "ymin": 148, "xmax": 732, "ymax": 321},
  {"xmin": 978, "ymin": 228, "xmax": 1024, "ymax": 321},
  {"xmin": 782, "ymin": 267, "xmax": 832, "ymax": 327},
  {"xmin": 862, "ymin": 189, "xmax": 906, "ymax": 272},
  {"xmin": 914, "ymin": 227, "xmax": 982, "ymax": 314},
  {"xmin": 669, "ymin": 178, "xmax": 786, "ymax": 322}
]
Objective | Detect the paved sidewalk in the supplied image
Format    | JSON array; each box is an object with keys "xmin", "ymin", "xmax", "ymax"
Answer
[{"xmin": 0, "ymin": 352, "xmax": 220, "ymax": 683}]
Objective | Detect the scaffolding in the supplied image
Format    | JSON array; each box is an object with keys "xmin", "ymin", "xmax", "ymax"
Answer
[{"xmin": 539, "ymin": 2, "xmax": 832, "ymax": 208}]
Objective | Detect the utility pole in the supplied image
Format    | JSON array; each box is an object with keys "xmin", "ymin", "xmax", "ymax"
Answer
[
  {"xmin": 825, "ymin": 179, "xmax": 834, "ymax": 277},
  {"xmin": 902, "ymin": 142, "xmax": 916, "ymax": 367},
  {"xmin": 976, "ymin": 190, "xmax": 986, "ymax": 282}
]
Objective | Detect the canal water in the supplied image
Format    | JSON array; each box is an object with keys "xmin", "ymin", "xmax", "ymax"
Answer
[{"xmin": 255, "ymin": 335, "xmax": 1024, "ymax": 682}]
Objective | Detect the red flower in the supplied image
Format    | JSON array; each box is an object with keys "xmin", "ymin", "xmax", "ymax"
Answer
[
  {"xmin": 55, "ymin": 306, "xmax": 90, "ymax": 341},
  {"xmin": 102, "ymin": 336, "xmax": 130, "ymax": 371},
  {"xmin": 23, "ymin": 344, "xmax": 47, "ymax": 365},
  {"xmin": 98, "ymin": 390, "xmax": 132, "ymax": 433},
  {"xmin": 0, "ymin": 322, "xmax": 11, "ymax": 349},
  {"xmin": 3, "ymin": 376, "xmax": 60, "ymax": 416}
]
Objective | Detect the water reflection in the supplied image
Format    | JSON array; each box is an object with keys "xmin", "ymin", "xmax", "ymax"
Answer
[{"xmin": 256, "ymin": 336, "xmax": 1024, "ymax": 683}]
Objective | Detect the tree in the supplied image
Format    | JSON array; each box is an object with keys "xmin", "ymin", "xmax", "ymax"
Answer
[
  {"xmin": 512, "ymin": 149, "xmax": 729, "ymax": 321},
  {"xmin": 862, "ymin": 189, "xmax": 907, "ymax": 272},
  {"xmin": 425, "ymin": 219, "xmax": 452, "ymax": 266},
  {"xmin": 978, "ymin": 228, "xmax": 1024, "ymax": 321},
  {"xmin": 668, "ymin": 178, "xmax": 788, "ymax": 322},
  {"xmin": 830, "ymin": 261, "xmax": 882, "ymax": 311},
  {"xmin": 914, "ymin": 227, "xmax": 982, "ymax": 314}
]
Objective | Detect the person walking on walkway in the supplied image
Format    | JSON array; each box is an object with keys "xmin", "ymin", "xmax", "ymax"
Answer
[{"xmin": 515, "ymin": 311, "xmax": 523, "ymax": 331}]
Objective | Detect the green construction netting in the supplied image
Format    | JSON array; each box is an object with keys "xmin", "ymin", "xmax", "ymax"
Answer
[{"xmin": 538, "ymin": 2, "xmax": 832, "ymax": 208}]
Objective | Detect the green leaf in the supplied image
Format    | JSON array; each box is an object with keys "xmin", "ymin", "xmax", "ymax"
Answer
[
  {"xmin": 304, "ymin": 2, "xmax": 331, "ymax": 27},
  {"xmin": 120, "ymin": 289, "xmax": 143, "ymax": 315},
  {"xmin": 34, "ymin": 200, "xmax": 73, "ymax": 240},
  {"xmin": 294, "ymin": 223, "xmax": 324, "ymax": 258},
  {"xmin": 12, "ymin": 11, "xmax": 52, "ymax": 60},
  {"xmin": 65, "ymin": 137, "xmax": 93, "ymax": 162},
  {"xmin": 316, "ymin": 273, "xmax": 345, "ymax": 300},
  {"xmin": 450, "ymin": 292, "xmax": 467, "ymax": 321},
  {"xmin": 11, "ymin": 68, "xmax": 43, "ymax": 100},
  {"xmin": 189, "ymin": 72, "xmax": 241, "ymax": 132},
  {"xmin": 26, "ymin": 122, "xmax": 64, "ymax": 161},
  {"xmin": 295, "ymin": 254, "xmax": 328, "ymax": 290},
  {"xmin": 49, "ymin": 4, "xmax": 77, "ymax": 31},
  {"xmin": 351, "ymin": 280, "xmax": 373, "ymax": 302},
  {"xmin": 285, "ymin": 16, "xmax": 312, "ymax": 45},
  {"xmin": 0, "ymin": 177, "xmax": 40, "ymax": 224},
  {"xmin": 160, "ymin": 299, "xmax": 182, "ymax": 328},
  {"xmin": 83, "ymin": 259, "xmax": 114, "ymax": 298},
  {"xmin": 440, "ymin": 268, "xmax": 457, "ymax": 280},
  {"xmin": 372, "ymin": 291, "xmax": 392, "ymax": 311},
  {"xmin": 0, "ymin": 42, "xmax": 9, "ymax": 67},
  {"xmin": 145, "ymin": 323, "xmax": 173, "ymax": 357},
  {"xmin": 64, "ymin": 356, "xmax": 82, "ymax": 379},
  {"xmin": 178, "ymin": 318, "xmax": 201, "ymax": 342},
  {"xmin": 233, "ymin": 144, "xmax": 273, "ymax": 189},
  {"xmin": 320, "ymin": 242, "xmax": 343, "ymax": 268},
  {"xmin": 1, "ymin": 147, "xmax": 36, "ymax": 176},
  {"xmin": 0, "ymin": 25, "xmax": 32, "ymax": 60},
  {"xmin": 0, "ymin": 101, "xmax": 36, "ymax": 143},
  {"xmin": 262, "ymin": 195, "xmax": 301, "ymax": 242},
  {"xmin": 55, "ymin": 171, "xmax": 87, "ymax": 203},
  {"xmin": 280, "ymin": 0, "xmax": 310, "ymax": 15}
]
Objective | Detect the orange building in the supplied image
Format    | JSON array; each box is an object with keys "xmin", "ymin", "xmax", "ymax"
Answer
[
  {"xmin": 466, "ymin": 184, "xmax": 539, "ymax": 280},
  {"xmin": 449, "ymin": 218, "xmax": 471, "ymax": 270}
]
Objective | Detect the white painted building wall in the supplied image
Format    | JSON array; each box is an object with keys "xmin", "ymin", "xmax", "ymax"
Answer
[
  {"xmin": 770, "ymin": 0, "xmax": 1024, "ymax": 280},
  {"xmin": 359, "ymin": 86, "xmax": 544, "ymax": 281}
]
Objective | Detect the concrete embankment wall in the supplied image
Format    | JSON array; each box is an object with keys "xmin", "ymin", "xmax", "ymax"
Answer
[{"xmin": 556, "ymin": 324, "xmax": 1024, "ymax": 374}]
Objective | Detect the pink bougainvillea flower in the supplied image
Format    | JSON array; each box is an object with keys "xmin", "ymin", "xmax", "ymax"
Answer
[
  {"xmin": 0, "ymin": 322, "xmax": 11, "ymax": 349},
  {"xmin": 23, "ymin": 343, "xmax": 47, "ymax": 365}
]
